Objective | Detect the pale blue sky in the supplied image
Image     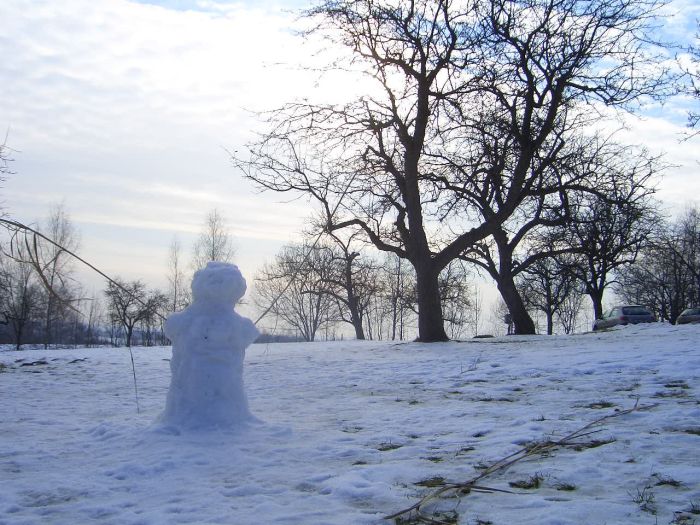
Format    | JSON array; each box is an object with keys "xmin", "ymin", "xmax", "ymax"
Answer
[
  {"xmin": 1, "ymin": 0, "xmax": 319, "ymax": 293},
  {"xmin": 1, "ymin": 0, "xmax": 698, "ymax": 305}
]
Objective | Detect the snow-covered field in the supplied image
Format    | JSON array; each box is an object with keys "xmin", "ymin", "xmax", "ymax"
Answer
[{"xmin": 1, "ymin": 324, "xmax": 699, "ymax": 525}]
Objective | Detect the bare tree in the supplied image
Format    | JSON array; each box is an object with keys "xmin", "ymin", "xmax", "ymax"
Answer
[
  {"xmin": 236, "ymin": 0, "xmax": 669, "ymax": 340},
  {"xmin": 439, "ymin": 260, "xmax": 473, "ymax": 340},
  {"xmin": 0, "ymin": 254, "xmax": 41, "ymax": 349},
  {"xmin": 138, "ymin": 290, "xmax": 169, "ymax": 346},
  {"xmin": 381, "ymin": 253, "xmax": 416, "ymax": 341},
  {"xmin": 104, "ymin": 279, "xmax": 163, "ymax": 347},
  {"xmin": 518, "ymin": 257, "xmax": 578, "ymax": 335},
  {"xmin": 34, "ymin": 203, "xmax": 81, "ymax": 348},
  {"xmin": 470, "ymin": 285, "xmax": 484, "ymax": 337},
  {"xmin": 618, "ymin": 207, "xmax": 700, "ymax": 323},
  {"xmin": 191, "ymin": 209, "xmax": 235, "ymax": 270},
  {"xmin": 309, "ymin": 231, "xmax": 382, "ymax": 340},
  {"xmin": 254, "ymin": 243, "xmax": 339, "ymax": 341},
  {"xmin": 683, "ymin": 22, "xmax": 700, "ymax": 133},
  {"xmin": 0, "ymin": 132, "xmax": 12, "ymax": 184},
  {"xmin": 166, "ymin": 236, "xmax": 189, "ymax": 313},
  {"xmin": 557, "ymin": 287, "xmax": 585, "ymax": 334},
  {"xmin": 83, "ymin": 293, "xmax": 104, "ymax": 347},
  {"xmin": 563, "ymin": 177, "xmax": 658, "ymax": 321}
]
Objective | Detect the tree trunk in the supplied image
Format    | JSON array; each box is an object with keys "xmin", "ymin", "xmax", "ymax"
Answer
[
  {"xmin": 546, "ymin": 311, "xmax": 554, "ymax": 336},
  {"xmin": 414, "ymin": 262, "xmax": 448, "ymax": 342},
  {"xmin": 348, "ymin": 301, "xmax": 365, "ymax": 340},
  {"xmin": 590, "ymin": 291, "xmax": 604, "ymax": 321},
  {"xmin": 497, "ymin": 275, "xmax": 537, "ymax": 335},
  {"xmin": 344, "ymin": 262, "xmax": 366, "ymax": 340},
  {"xmin": 126, "ymin": 325, "xmax": 134, "ymax": 348}
]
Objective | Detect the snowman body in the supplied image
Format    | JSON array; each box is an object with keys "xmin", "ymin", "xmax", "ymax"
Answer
[{"xmin": 159, "ymin": 262, "xmax": 259, "ymax": 429}]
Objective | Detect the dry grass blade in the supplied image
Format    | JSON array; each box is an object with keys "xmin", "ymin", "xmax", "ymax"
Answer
[{"xmin": 385, "ymin": 401, "xmax": 658, "ymax": 523}]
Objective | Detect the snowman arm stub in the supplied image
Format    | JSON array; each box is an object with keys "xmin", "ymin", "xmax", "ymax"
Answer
[
  {"xmin": 164, "ymin": 310, "xmax": 189, "ymax": 342},
  {"xmin": 238, "ymin": 316, "xmax": 260, "ymax": 348}
]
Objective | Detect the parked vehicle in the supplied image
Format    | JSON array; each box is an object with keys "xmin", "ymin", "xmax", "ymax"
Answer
[
  {"xmin": 676, "ymin": 308, "xmax": 700, "ymax": 325},
  {"xmin": 593, "ymin": 305, "xmax": 656, "ymax": 331}
]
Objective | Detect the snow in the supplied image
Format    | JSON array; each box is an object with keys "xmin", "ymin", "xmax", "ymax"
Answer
[
  {"xmin": 1, "ymin": 323, "xmax": 699, "ymax": 524},
  {"xmin": 159, "ymin": 262, "xmax": 259, "ymax": 431}
]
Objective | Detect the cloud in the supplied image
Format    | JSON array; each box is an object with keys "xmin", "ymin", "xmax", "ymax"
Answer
[
  {"xmin": 1, "ymin": 0, "xmax": 320, "ymax": 282},
  {"xmin": 1, "ymin": 0, "xmax": 698, "ymax": 292}
]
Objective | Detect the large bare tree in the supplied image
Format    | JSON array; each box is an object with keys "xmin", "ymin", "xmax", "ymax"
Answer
[{"xmin": 236, "ymin": 0, "xmax": 668, "ymax": 340}]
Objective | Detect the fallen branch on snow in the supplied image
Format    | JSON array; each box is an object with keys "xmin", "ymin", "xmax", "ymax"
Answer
[{"xmin": 384, "ymin": 399, "xmax": 658, "ymax": 524}]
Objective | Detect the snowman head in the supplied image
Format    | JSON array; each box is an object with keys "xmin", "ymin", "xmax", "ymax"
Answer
[{"xmin": 191, "ymin": 262, "xmax": 247, "ymax": 304}]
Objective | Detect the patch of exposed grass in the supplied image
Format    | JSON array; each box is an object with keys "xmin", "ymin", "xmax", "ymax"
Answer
[
  {"xmin": 653, "ymin": 390, "xmax": 689, "ymax": 399},
  {"xmin": 415, "ymin": 476, "xmax": 446, "ymax": 488},
  {"xmin": 423, "ymin": 456, "xmax": 444, "ymax": 463},
  {"xmin": 630, "ymin": 485, "xmax": 657, "ymax": 515},
  {"xmin": 19, "ymin": 359, "xmax": 48, "ymax": 367},
  {"xmin": 401, "ymin": 511, "xmax": 458, "ymax": 525},
  {"xmin": 586, "ymin": 400, "xmax": 616, "ymax": 409},
  {"xmin": 670, "ymin": 513, "xmax": 697, "ymax": 525},
  {"xmin": 509, "ymin": 473, "xmax": 544, "ymax": 490},
  {"xmin": 377, "ymin": 441, "xmax": 403, "ymax": 452},
  {"xmin": 569, "ymin": 437, "xmax": 617, "ymax": 451},
  {"xmin": 664, "ymin": 380, "xmax": 690, "ymax": 389},
  {"xmin": 614, "ymin": 382, "xmax": 641, "ymax": 392},
  {"xmin": 554, "ymin": 481, "xmax": 577, "ymax": 491},
  {"xmin": 683, "ymin": 428, "xmax": 700, "ymax": 436},
  {"xmin": 476, "ymin": 397, "xmax": 514, "ymax": 402},
  {"xmin": 654, "ymin": 473, "xmax": 683, "ymax": 487}
]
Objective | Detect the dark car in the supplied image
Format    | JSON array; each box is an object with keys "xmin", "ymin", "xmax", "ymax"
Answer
[
  {"xmin": 676, "ymin": 308, "xmax": 700, "ymax": 325},
  {"xmin": 593, "ymin": 305, "xmax": 656, "ymax": 331}
]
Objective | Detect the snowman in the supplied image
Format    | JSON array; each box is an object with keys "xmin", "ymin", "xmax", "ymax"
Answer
[{"xmin": 159, "ymin": 262, "xmax": 260, "ymax": 430}]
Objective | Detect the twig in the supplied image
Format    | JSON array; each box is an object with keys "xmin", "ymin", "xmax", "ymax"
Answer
[
  {"xmin": 384, "ymin": 401, "xmax": 658, "ymax": 522},
  {"xmin": 128, "ymin": 347, "xmax": 141, "ymax": 414}
]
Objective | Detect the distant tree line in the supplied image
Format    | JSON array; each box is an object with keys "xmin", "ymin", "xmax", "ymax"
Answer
[
  {"xmin": 253, "ymin": 203, "xmax": 699, "ymax": 340},
  {"xmin": 0, "ymin": 204, "xmax": 236, "ymax": 349}
]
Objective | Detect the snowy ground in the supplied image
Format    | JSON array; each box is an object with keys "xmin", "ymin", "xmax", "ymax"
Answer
[{"xmin": 1, "ymin": 323, "xmax": 699, "ymax": 525}]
